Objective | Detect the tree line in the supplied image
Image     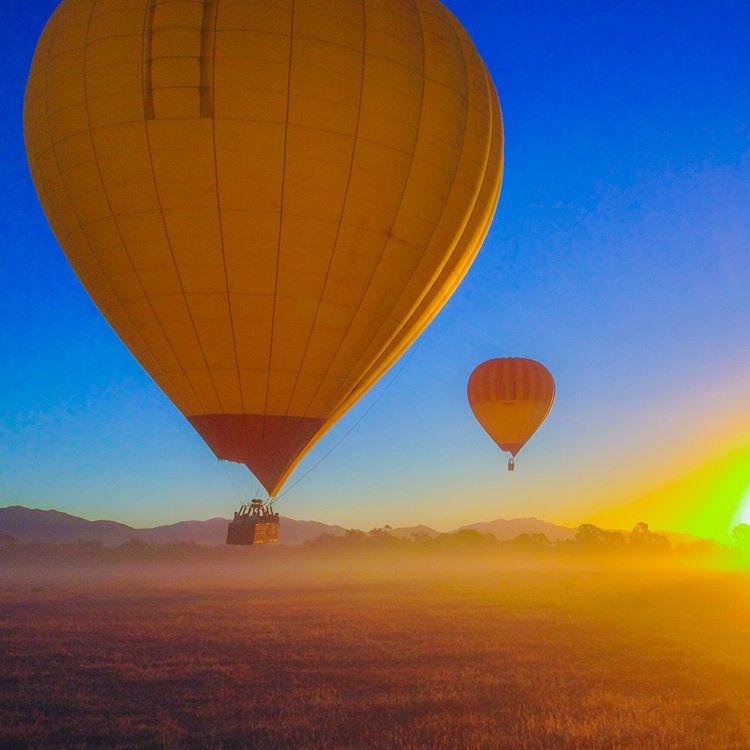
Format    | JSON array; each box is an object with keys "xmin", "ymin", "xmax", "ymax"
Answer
[{"xmin": 0, "ymin": 521, "xmax": 740, "ymax": 564}]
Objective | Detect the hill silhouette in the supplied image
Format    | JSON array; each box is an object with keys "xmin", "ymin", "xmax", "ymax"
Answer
[
  {"xmin": 1, "ymin": 506, "xmax": 588, "ymax": 547},
  {"xmin": 459, "ymin": 517, "xmax": 576, "ymax": 541},
  {"xmin": 0, "ymin": 506, "xmax": 346, "ymax": 547},
  {"xmin": 0, "ymin": 505, "xmax": 708, "ymax": 551}
]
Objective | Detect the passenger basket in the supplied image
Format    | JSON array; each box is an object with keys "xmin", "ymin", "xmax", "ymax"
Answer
[{"xmin": 226, "ymin": 500, "xmax": 280, "ymax": 546}]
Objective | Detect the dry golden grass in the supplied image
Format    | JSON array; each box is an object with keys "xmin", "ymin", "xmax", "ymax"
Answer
[{"xmin": 1, "ymin": 563, "xmax": 749, "ymax": 749}]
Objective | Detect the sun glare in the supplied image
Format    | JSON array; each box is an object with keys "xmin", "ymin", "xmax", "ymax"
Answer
[{"xmin": 730, "ymin": 483, "xmax": 750, "ymax": 531}]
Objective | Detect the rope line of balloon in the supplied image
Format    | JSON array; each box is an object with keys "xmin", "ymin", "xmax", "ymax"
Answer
[{"xmin": 267, "ymin": 335, "xmax": 427, "ymax": 507}]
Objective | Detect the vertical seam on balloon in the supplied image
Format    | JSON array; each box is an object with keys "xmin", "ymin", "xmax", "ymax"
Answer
[
  {"xmin": 313, "ymin": 5, "xmax": 480, "ymax": 422},
  {"xmin": 199, "ymin": 0, "xmax": 216, "ymax": 117},
  {"xmin": 530, "ymin": 361, "xmax": 536, "ymax": 406},
  {"xmin": 259, "ymin": 0, "xmax": 296, "ymax": 493},
  {"xmin": 40, "ymin": 0, "xmax": 190, "ymax": 416},
  {"xmin": 277, "ymin": 0, "xmax": 368, "ymax": 471},
  {"xmin": 208, "ymin": 0, "xmax": 248, "ymax": 473},
  {"xmin": 82, "ymin": 0, "xmax": 199, "ymax": 415},
  {"xmin": 143, "ymin": 0, "xmax": 156, "ymax": 119},
  {"xmin": 139, "ymin": 0, "xmax": 226, "ymax": 416},
  {"xmin": 528, "ymin": 362, "xmax": 536, "ymax": 424},
  {"xmin": 522, "ymin": 360, "xmax": 533, "ymax": 437},
  {"xmin": 524, "ymin": 359, "xmax": 541, "ymax": 438},
  {"xmin": 295, "ymin": 0, "xmax": 428, "ymax": 425},
  {"xmin": 524, "ymin": 365, "xmax": 534, "ymax": 442}
]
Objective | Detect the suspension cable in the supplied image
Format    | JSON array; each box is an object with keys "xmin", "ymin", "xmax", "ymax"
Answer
[
  {"xmin": 221, "ymin": 461, "xmax": 265, "ymax": 506},
  {"xmin": 270, "ymin": 336, "xmax": 426, "ymax": 506},
  {"xmin": 220, "ymin": 460, "xmax": 245, "ymax": 504}
]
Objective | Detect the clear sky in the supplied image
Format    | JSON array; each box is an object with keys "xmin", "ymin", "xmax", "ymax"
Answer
[{"xmin": 2, "ymin": 0, "xmax": 750, "ymax": 535}]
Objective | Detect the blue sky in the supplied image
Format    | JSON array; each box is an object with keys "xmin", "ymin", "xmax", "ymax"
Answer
[{"xmin": 1, "ymin": 0, "xmax": 749, "ymax": 529}]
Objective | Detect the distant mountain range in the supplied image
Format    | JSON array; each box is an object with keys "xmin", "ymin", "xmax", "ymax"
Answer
[
  {"xmin": 0, "ymin": 505, "xmax": 697, "ymax": 547},
  {"xmin": 0, "ymin": 506, "xmax": 346, "ymax": 547},
  {"xmin": 459, "ymin": 517, "xmax": 576, "ymax": 541}
]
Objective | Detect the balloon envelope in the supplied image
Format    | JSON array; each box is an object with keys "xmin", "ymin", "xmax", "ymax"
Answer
[
  {"xmin": 467, "ymin": 358, "xmax": 555, "ymax": 458},
  {"xmin": 25, "ymin": 0, "xmax": 503, "ymax": 495}
]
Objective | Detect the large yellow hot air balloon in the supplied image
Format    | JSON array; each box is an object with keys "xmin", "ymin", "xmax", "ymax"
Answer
[
  {"xmin": 467, "ymin": 358, "xmax": 554, "ymax": 471},
  {"xmin": 24, "ymin": 0, "xmax": 503, "ymax": 497}
]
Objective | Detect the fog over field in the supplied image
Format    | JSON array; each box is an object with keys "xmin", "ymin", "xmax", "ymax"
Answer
[{"xmin": 2, "ymin": 550, "xmax": 750, "ymax": 749}]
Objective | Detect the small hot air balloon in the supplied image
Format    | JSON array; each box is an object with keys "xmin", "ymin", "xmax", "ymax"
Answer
[
  {"xmin": 467, "ymin": 358, "xmax": 555, "ymax": 471},
  {"xmin": 24, "ymin": 0, "xmax": 503, "ymax": 518}
]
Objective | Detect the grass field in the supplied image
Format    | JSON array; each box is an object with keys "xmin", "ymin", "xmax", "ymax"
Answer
[{"xmin": 2, "ymin": 561, "xmax": 749, "ymax": 749}]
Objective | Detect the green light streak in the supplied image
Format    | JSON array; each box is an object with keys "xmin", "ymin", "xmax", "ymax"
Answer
[{"xmin": 676, "ymin": 440, "xmax": 750, "ymax": 540}]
